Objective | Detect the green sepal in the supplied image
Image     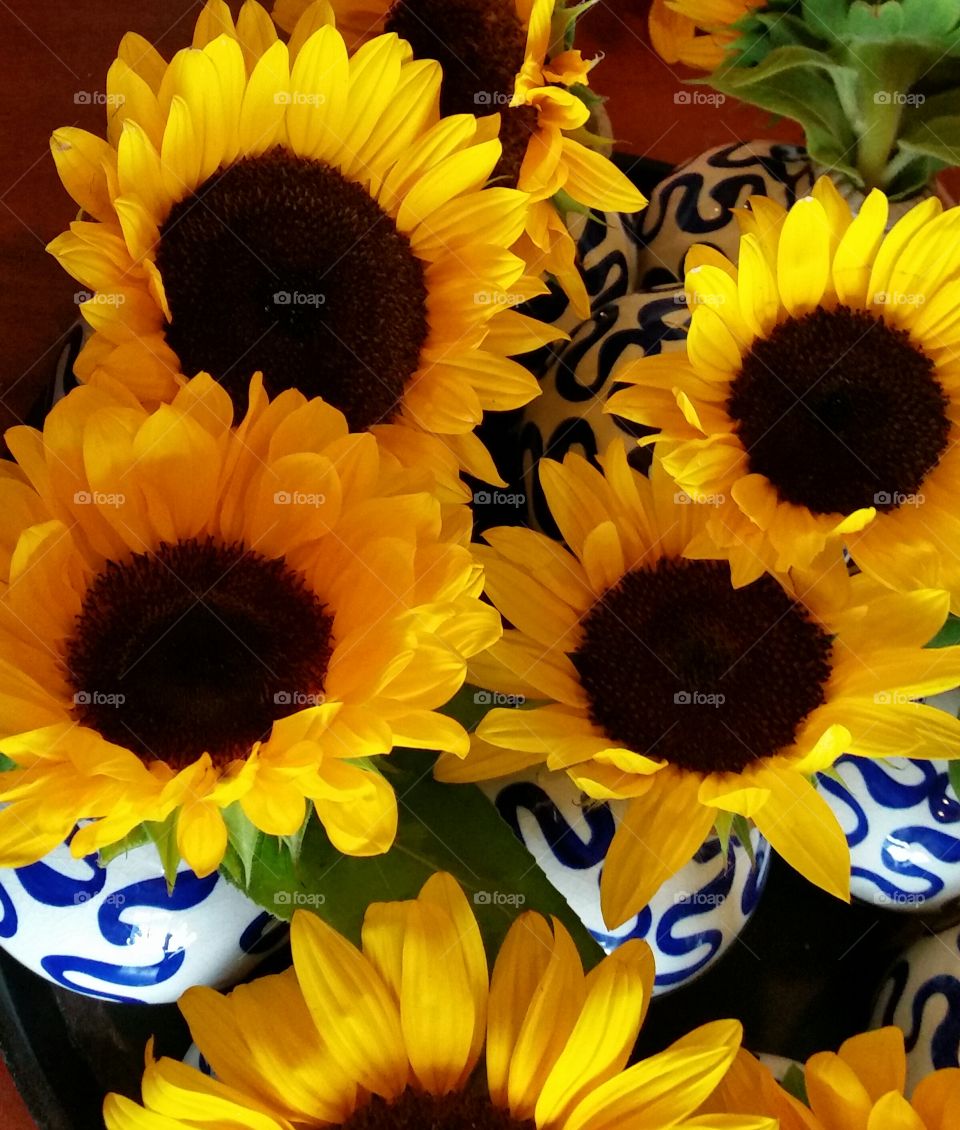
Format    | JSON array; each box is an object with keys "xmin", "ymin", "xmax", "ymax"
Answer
[
  {"xmin": 225, "ymin": 750, "xmax": 604, "ymax": 968},
  {"xmin": 714, "ymin": 810, "xmax": 735, "ymax": 857},
  {"xmin": 97, "ymin": 824, "xmax": 150, "ymax": 867},
  {"xmin": 220, "ymin": 802, "xmax": 262, "ymax": 887},
  {"xmin": 143, "ymin": 811, "xmax": 181, "ymax": 894},
  {"xmin": 781, "ymin": 1061, "xmax": 810, "ymax": 1105},
  {"xmin": 730, "ymin": 814, "xmax": 755, "ymax": 866},
  {"xmin": 279, "ymin": 803, "xmax": 313, "ymax": 866},
  {"xmin": 550, "ymin": 0, "xmax": 600, "ymax": 55},
  {"xmin": 926, "ymin": 614, "xmax": 960, "ymax": 650},
  {"xmin": 0, "ymin": 753, "xmax": 17, "ymax": 773}
]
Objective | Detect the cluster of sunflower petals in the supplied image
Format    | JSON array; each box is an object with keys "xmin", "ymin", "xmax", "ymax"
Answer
[
  {"xmin": 441, "ymin": 176, "xmax": 960, "ymax": 930},
  {"xmin": 104, "ymin": 872, "xmax": 776, "ymax": 1130}
]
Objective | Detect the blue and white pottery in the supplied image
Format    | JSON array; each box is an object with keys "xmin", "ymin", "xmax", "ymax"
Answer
[
  {"xmin": 481, "ymin": 767, "xmax": 770, "ymax": 994},
  {"xmin": 519, "ymin": 285, "xmax": 689, "ymax": 533},
  {"xmin": 0, "ymin": 834, "xmax": 286, "ymax": 1004},
  {"xmin": 633, "ymin": 140, "xmax": 815, "ymax": 289},
  {"xmin": 872, "ymin": 923, "xmax": 960, "ymax": 1090},
  {"xmin": 818, "ymin": 688, "xmax": 960, "ymax": 914}
]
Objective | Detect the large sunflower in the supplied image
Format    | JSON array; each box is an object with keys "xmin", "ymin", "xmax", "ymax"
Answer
[
  {"xmin": 608, "ymin": 177, "xmax": 960, "ymax": 608},
  {"xmin": 437, "ymin": 441, "xmax": 960, "ymax": 927},
  {"xmin": 649, "ymin": 0, "xmax": 766, "ymax": 70},
  {"xmin": 0, "ymin": 375, "xmax": 499, "ymax": 876},
  {"xmin": 104, "ymin": 872, "xmax": 773, "ymax": 1130},
  {"xmin": 46, "ymin": 0, "xmax": 561, "ymax": 487},
  {"xmin": 710, "ymin": 1027, "xmax": 959, "ymax": 1130},
  {"xmin": 273, "ymin": 0, "xmax": 647, "ymax": 317}
]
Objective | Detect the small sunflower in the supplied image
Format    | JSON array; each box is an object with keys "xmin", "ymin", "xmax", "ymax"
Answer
[
  {"xmin": 437, "ymin": 442, "xmax": 960, "ymax": 927},
  {"xmin": 273, "ymin": 0, "xmax": 647, "ymax": 317},
  {"xmin": 0, "ymin": 375, "xmax": 499, "ymax": 876},
  {"xmin": 711, "ymin": 1027, "xmax": 960, "ymax": 1130},
  {"xmin": 649, "ymin": 0, "xmax": 766, "ymax": 70},
  {"xmin": 103, "ymin": 872, "xmax": 774, "ymax": 1130},
  {"xmin": 608, "ymin": 177, "xmax": 960, "ymax": 607},
  {"xmin": 46, "ymin": 0, "xmax": 562, "ymax": 487}
]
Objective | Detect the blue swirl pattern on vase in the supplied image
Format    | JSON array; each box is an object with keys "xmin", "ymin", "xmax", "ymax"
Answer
[
  {"xmin": 0, "ymin": 837, "xmax": 287, "ymax": 1003},
  {"xmin": 491, "ymin": 773, "xmax": 769, "ymax": 993},
  {"xmin": 873, "ymin": 926, "xmax": 960, "ymax": 1090},
  {"xmin": 819, "ymin": 749, "xmax": 960, "ymax": 911}
]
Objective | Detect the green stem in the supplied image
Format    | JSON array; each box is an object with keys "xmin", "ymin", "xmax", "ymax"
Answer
[{"xmin": 857, "ymin": 88, "xmax": 903, "ymax": 191}]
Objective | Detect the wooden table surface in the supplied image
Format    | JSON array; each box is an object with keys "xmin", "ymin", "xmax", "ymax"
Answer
[{"xmin": 0, "ymin": 2, "xmax": 954, "ymax": 1127}]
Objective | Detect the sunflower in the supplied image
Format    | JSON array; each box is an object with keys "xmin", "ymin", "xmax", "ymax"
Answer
[
  {"xmin": 272, "ymin": 0, "xmax": 647, "ymax": 317},
  {"xmin": 608, "ymin": 177, "xmax": 960, "ymax": 609},
  {"xmin": 710, "ymin": 1027, "xmax": 960, "ymax": 1130},
  {"xmin": 436, "ymin": 440, "xmax": 960, "ymax": 927},
  {"xmin": 0, "ymin": 374, "xmax": 499, "ymax": 877},
  {"xmin": 649, "ymin": 0, "xmax": 766, "ymax": 70},
  {"xmin": 45, "ymin": 0, "xmax": 564, "ymax": 488},
  {"xmin": 103, "ymin": 872, "xmax": 774, "ymax": 1130}
]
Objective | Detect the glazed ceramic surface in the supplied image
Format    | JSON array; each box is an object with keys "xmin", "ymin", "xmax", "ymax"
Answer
[
  {"xmin": 873, "ymin": 923, "xmax": 960, "ymax": 1091},
  {"xmin": 0, "ymin": 834, "xmax": 286, "ymax": 1003},
  {"xmin": 634, "ymin": 140, "xmax": 814, "ymax": 288},
  {"xmin": 819, "ymin": 689, "xmax": 960, "ymax": 913},
  {"xmin": 519, "ymin": 285, "xmax": 689, "ymax": 533},
  {"xmin": 482, "ymin": 767, "xmax": 770, "ymax": 994}
]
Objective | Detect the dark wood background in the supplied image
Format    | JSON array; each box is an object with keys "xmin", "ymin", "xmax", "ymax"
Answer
[{"xmin": 1, "ymin": 1, "xmax": 957, "ymax": 1126}]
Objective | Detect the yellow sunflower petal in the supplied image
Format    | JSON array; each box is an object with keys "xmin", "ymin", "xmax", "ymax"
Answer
[
  {"xmin": 600, "ymin": 772, "xmax": 715, "ymax": 928},
  {"xmin": 291, "ymin": 908, "xmax": 408, "ymax": 1098},
  {"xmin": 749, "ymin": 764, "xmax": 849, "ymax": 900},
  {"xmin": 777, "ymin": 196, "xmax": 831, "ymax": 316}
]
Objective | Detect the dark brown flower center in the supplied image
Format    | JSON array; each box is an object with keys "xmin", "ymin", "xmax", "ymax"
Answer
[
  {"xmin": 727, "ymin": 304, "xmax": 949, "ymax": 515},
  {"xmin": 156, "ymin": 148, "xmax": 429, "ymax": 430},
  {"xmin": 65, "ymin": 538, "xmax": 333, "ymax": 769},
  {"xmin": 338, "ymin": 1088, "xmax": 535, "ymax": 1130},
  {"xmin": 570, "ymin": 558, "xmax": 833, "ymax": 775},
  {"xmin": 384, "ymin": 0, "xmax": 536, "ymax": 186}
]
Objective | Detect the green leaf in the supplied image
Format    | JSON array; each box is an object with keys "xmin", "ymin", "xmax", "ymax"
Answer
[
  {"xmin": 228, "ymin": 750, "xmax": 604, "ymax": 968},
  {"xmin": 0, "ymin": 753, "xmax": 17, "ymax": 773},
  {"xmin": 781, "ymin": 1061, "xmax": 810, "ymax": 1105},
  {"xmin": 899, "ymin": 114, "xmax": 960, "ymax": 167},
  {"xmin": 926, "ymin": 613, "xmax": 960, "ymax": 650},
  {"xmin": 97, "ymin": 824, "xmax": 150, "ymax": 866},
  {"xmin": 143, "ymin": 811, "xmax": 181, "ymax": 893},
  {"xmin": 948, "ymin": 759, "xmax": 960, "ymax": 800}
]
